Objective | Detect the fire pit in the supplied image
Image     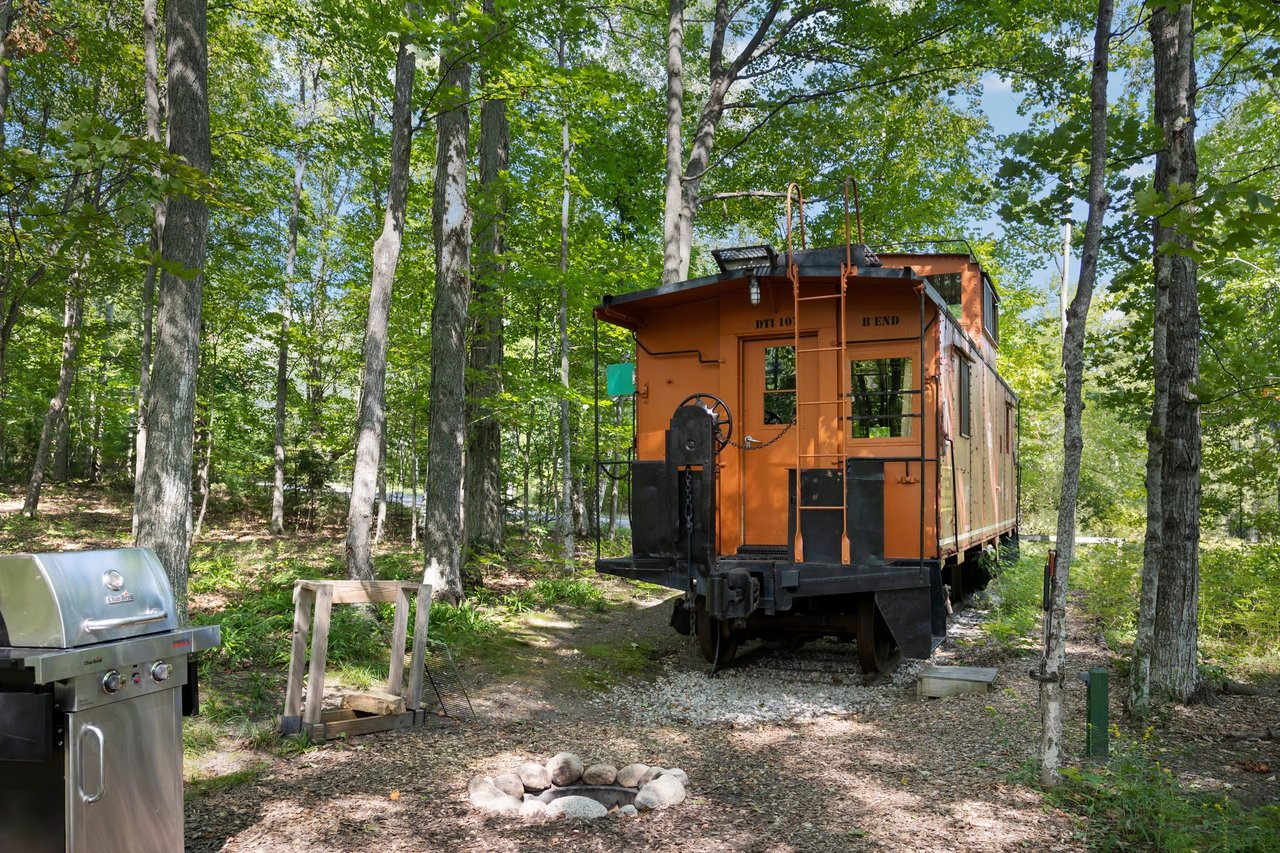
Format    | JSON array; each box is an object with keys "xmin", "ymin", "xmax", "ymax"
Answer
[{"xmin": 469, "ymin": 752, "xmax": 688, "ymax": 820}]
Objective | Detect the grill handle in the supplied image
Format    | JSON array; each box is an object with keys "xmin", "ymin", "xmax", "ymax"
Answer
[
  {"xmin": 82, "ymin": 610, "xmax": 168, "ymax": 633},
  {"xmin": 77, "ymin": 724, "xmax": 105, "ymax": 804}
]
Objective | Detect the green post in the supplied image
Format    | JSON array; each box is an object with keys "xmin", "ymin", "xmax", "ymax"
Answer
[{"xmin": 1084, "ymin": 667, "xmax": 1109, "ymax": 758}]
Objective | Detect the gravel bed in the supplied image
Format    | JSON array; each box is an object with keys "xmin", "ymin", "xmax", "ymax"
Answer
[{"xmin": 595, "ymin": 645, "xmax": 928, "ymax": 726}]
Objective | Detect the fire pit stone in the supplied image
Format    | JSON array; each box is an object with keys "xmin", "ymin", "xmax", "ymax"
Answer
[{"xmin": 467, "ymin": 757, "xmax": 689, "ymax": 821}]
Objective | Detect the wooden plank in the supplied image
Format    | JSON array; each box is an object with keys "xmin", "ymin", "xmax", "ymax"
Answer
[
  {"xmin": 387, "ymin": 585, "xmax": 410, "ymax": 695},
  {"xmin": 340, "ymin": 689, "xmax": 406, "ymax": 716},
  {"xmin": 303, "ymin": 584, "xmax": 334, "ymax": 724},
  {"xmin": 917, "ymin": 665, "xmax": 998, "ymax": 699},
  {"xmin": 282, "ymin": 585, "xmax": 315, "ymax": 724},
  {"xmin": 406, "ymin": 583, "xmax": 431, "ymax": 710},
  {"xmin": 319, "ymin": 708, "xmax": 360, "ymax": 723},
  {"xmin": 306, "ymin": 709, "xmax": 425, "ymax": 741},
  {"xmin": 295, "ymin": 580, "xmax": 420, "ymax": 604}
]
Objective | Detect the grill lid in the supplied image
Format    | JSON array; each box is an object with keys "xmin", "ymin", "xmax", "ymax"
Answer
[{"xmin": 0, "ymin": 548, "xmax": 179, "ymax": 648}]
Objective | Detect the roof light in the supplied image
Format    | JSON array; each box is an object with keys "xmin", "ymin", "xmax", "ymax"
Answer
[{"xmin": 712, "ymin": 244, "xmax": 778, "ymax": 273}]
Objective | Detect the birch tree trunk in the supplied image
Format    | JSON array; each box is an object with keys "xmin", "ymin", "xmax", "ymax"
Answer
[
  {"xmin": 272, "ymin": 64, "xmax": 307, "ymax": 535},
  {"xmin": 344, "ymin": 22, "xmax": 416, "ymax": 582},
  {"xmin": 1038, "ymin": 0, "xmax": 1112, "ymax": 786},
  {"xmin": 23, "ymin": 291, "xmax": 84, "ymax": 516},
  {"xmin": 557, "ymin": 33, "xmax": 575, "ymax": 571},
  {"xmin": 1148, "ymin": 0, "xmax": 1202, "ymax": 704},
  {"xmin": 660, "ymin": 0, "xmax": 685, "ymax": 285},
  {"xmin": 133, "ymin": 0, "xmax": 165, "ymax": 539},
  {"xmin": 136, "ymin": 0, "xmax": 210, "ymax": 618},
  {"xmin": 422, "ymin": 36, "xmax": 472, "ymax": 603},
  {"xmin": 464, "ymin": 0, "xmax": 508, "ymax": 554}
]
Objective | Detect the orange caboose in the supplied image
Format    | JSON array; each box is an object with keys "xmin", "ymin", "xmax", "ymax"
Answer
[{"xmin": 593, "ymin": 237, "xmax": 1018, "ymax": 673}]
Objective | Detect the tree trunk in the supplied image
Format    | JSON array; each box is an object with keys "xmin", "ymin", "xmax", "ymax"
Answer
[
  {"xmin": 137, "ymin": 0, "xmax": 210, "ymax": 620},
  {"xmin": 272, "ymin": 66, "xmax": 306, "ymax": 535},
  {"xmin": 557, "ymin": 33, "xmax": 575, "ymax": 571},
  {"xmin": 52, "ymin": 395, "xmax": 71, "ymax": 483},
  {"xmin": 1130, "ymin": 258, "xmax": 1170, "ymax": 715},
  {"xmin": 1038, "ymin": 0, "xmax": 1112, "ymax": 787},
  {"xmin": 660, "ymin": 0, "xmax": 685, "ymax": 285},
  {"xmin": 422, "ymin": 34, "xmax": 472, "ymax": 604},
  {"xmin": 0, "ymin": 0, "xmax": 15, "ymax": 153},
  {"xmin": 374, "ymin": 427, "xmax": 387, "ymax": 545},
  {"xmin": 464, "ymin": 0, "xmax": 508, "ymax": 554},
  {"xmin": 134, "ymin": 0, "xmax": 165, "ymax": 539},
  {"xmin": 24, "ymin": 291, "xmax": 84, "ymax": 516},
  {"xmin": 193, "ymin": 397, "xmax": 214, "ymax": 539},
  {"xmin": 1148, "ymin": 0, "xmax": 1202, "ymax": 704},
  {"xmin": 344, "ymin": 21, "xmax": 416, "ymax": 582}
]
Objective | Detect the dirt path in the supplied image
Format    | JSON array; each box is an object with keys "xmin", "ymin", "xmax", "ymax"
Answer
[{"xmin": 182, "ymin": 595, "xmax": 1098, "ymax": 852}]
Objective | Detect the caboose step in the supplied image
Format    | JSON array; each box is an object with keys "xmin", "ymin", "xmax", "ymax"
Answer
[{"xmin": 916, "ymin": 665, "xmax": 998, "ymax": 699}]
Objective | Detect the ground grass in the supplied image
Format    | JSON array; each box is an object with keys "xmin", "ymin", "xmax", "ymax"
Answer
[
  {"xmin": 565, "ymin": 640, "xmax": 659, "ymax": 691},
  {"xmin": 1049, "ymin": 737, "xmax": 1280, "ymax": 852},
  {"xmin": 185, "ymin": 764, "xmax": 271, "ymax": 802}
]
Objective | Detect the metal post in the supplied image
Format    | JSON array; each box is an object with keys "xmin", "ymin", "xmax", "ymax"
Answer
[
  {"xmin": 594, "ymin": 316, "xmax": 601, "ymax": 562},
  {"xmin": 1081, "ymin": 667, "xmax": 1110, "ymax": 758}
]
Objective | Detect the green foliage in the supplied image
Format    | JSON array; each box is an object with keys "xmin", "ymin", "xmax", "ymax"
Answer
[
  {"xmin": 1074, "ymin": 543, "xmax": 1280, "ymax": 667},
  {"xmin": 981, "ymin": 553, "xmax": 1046, "ymax": 649},
  {"xmin": 1050, "ymin": 738, "xmax": 1280, "ymax": 851}
]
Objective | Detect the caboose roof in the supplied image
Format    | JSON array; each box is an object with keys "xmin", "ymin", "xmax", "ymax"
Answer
[{"xmin": 594, "ymin": 247, "xmax": 982, "ymax": 329}]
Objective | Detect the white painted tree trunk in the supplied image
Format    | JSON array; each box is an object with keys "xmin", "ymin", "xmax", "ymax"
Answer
[
  {"xmin": 422, "ymin": 32, "xmax": 472, "ymax": 603},
  {"xmin": 1038, "ymin": 0, "xmax": 1113, "ymax": 786},
  {"xmin": 345, "ymin": 21, "xmax": 416, "ymax": 582},
  {"xmin": 137, "ymin": 0, "xmax": 210, "ymax": 619}
]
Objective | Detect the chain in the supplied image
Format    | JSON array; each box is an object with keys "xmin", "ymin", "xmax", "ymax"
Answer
[
  {"xmin": 724, "ymin": 418, "xmax": 796, "ymax": 451},
  {"xmin": 683, "ymin": 468, "xmax": 697, "ymax": 644}
]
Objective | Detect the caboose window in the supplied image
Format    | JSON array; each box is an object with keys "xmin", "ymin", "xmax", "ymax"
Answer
[
  {"xmin": 849, "ymin": 357, "xmax": 914, "ymax": 438},
  {"xmin": 958, "ymin": 358, "xmax": 972, "ymax": 438},
  {"xmin": 983, "ymin": 278, "xmax": 999, "ymax": 343},
  {"xmin": 763, "ymin": 346, "xmax": 796, "ymax": 424}
]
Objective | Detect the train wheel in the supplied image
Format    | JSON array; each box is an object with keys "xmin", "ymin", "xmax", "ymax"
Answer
[
  {"xmin": 696, "ymin": 597, "xmax": 739, "ymax": 666},
  {"xmin": 856, "ymin": 594, "xmax": 892, "ymax": 674}
]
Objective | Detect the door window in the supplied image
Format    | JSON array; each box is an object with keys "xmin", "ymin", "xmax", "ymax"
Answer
[
  {"xmin": 849, "ymin": 357, "xmax": 914, "ymax": 438},
  {"xmin": 763, "ymin": 345, "xmax": 796, "ymax": 424}
]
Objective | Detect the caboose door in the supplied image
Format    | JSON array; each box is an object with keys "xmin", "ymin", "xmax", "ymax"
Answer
[{"xmin": 740, "ymin": 336, "xmax": 816, "ymax": 545}]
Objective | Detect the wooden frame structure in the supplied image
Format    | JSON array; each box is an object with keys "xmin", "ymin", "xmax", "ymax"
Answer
[{"xmin": 279, "ymin": 580, "xmax": 431, "ymax": 740}]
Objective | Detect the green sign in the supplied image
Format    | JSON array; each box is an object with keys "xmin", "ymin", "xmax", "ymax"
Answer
[{"xmin": 606, "ymin": 363, "xmax": 635, "ymax": 396}]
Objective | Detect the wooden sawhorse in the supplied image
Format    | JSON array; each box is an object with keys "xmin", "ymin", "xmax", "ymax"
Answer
[{"xmin": 279, "ymin": 580, "xmax": 431, "ymax": 739}]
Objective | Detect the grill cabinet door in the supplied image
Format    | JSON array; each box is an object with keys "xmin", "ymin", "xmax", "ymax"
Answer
[{"xmin": 66, "ymin": 688, "xmax": 183, "ymax": 853}]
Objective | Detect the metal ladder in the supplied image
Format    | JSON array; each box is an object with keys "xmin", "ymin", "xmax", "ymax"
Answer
[{"xmin": 786, "ymin": 181, "xmax": 861, "ymax": 565}]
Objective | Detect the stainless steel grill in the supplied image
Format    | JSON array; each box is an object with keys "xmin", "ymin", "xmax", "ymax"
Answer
[{"xmin": 0, "ymin": 547, "xmax": 220, "ymax": 853}]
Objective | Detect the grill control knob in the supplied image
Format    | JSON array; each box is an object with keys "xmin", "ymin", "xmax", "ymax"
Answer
[
  {"xmin": 102, "ymin": 670, "xmax": 122, "ymax": 694},
  {"xmin": 150, "ymin": 661, "xmax": 173, "ymax": 683}
]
